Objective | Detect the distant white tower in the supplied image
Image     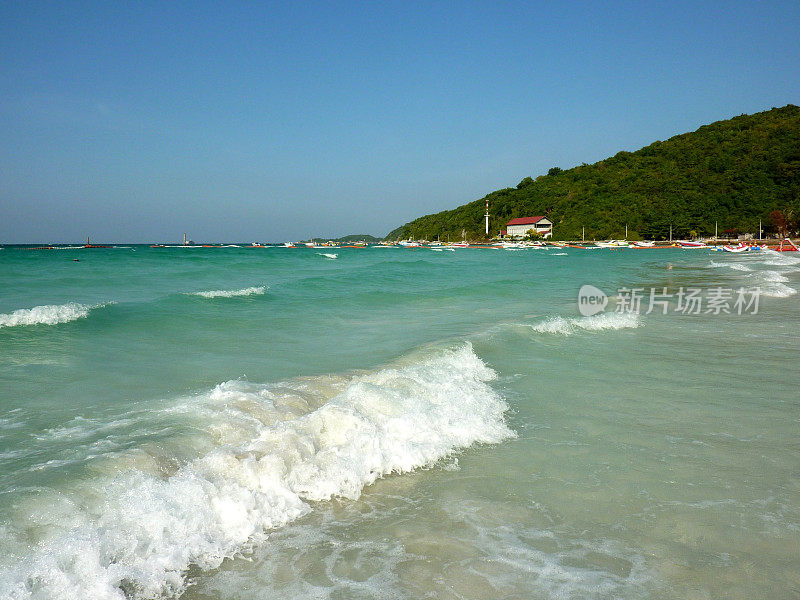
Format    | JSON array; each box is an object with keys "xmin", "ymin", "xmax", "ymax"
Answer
[{"xmin": 485, "ymin": 199, "xmax": 489, "ymax": 236}]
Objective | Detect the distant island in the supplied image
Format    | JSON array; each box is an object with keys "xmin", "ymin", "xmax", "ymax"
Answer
[
  {"xmin": 387, "ymin": 105, "xmax": 800, "ymax": 241},
  {"xmin": 303, "ymin": 234, "xmax": 382, "ymax": 243}
]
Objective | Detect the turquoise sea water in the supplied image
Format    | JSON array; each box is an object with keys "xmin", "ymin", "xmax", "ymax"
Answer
[{"xmin": 0, "ymin": 244, "xmax": 798, "ymax": 599}]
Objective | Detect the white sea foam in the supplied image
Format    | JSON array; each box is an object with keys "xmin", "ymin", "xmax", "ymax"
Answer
[
  {"xmin": 757, "ymin": 282, "xmax": 797, "ymax": 298},
  {"xmin": 0, "ymin": 302, "xmax": 112, "ymax": 328},
  {"xmin": 746, "ymin": 270, "xmax": 797, "ymax": 298},
  {"xmin": 0, "ymin": 343, "xmax": 514, "ymax": 600},
  {"xmin": 0, "ymin": 415, "xmax": 25, "ymax": 430},
  {"xmin": 32, "ymin": 416, "xmax": 136, "ymax": 443},
  {"xmin": 709, "ymin": 259, "xmax": 753, "ymax": 272},
  {"xmin": 431, "ymin": 499, "xmax": 651, "ymax": 599},
  {"xmin": 728, "ymin": 263, "xmax": 753, "ymax": 271},
  {"xmin": 707, "ymin": 258, "xmax": 798, "ymax": 297},
  {"xmin": 709, "ymin": 255, "xmax": 753, "ymax": 272},
  {"xmin": 760, "ymin": 249, "xmax": 800, "ymax": 266},
  {"xmin": 317, "ymin": 253, "xmax": 338, "ymax": 259},
  {"xmin": 190, "ymin": 286, "xmax": 267, "ymax": 298},
  {"xmin": 191, "ymin": 497, "xmax": 651, "ymax": 599},
  {"xmin": 760, "ymin": 270, "xmax": 789, "ymax": 283},
  {"xmin": 529, "ymin": 311, "xmax": 642, "ymax": 335}
]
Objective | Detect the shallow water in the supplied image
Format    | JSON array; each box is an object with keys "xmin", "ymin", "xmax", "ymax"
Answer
[{"xmin": 1, "ymin": 245, "xmax": 798, "ymax": 599}]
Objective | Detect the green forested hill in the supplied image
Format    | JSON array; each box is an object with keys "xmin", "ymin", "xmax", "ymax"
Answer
[{"xmin": 386, "ymin": 105, "xmax": 800, "ymax": 241}]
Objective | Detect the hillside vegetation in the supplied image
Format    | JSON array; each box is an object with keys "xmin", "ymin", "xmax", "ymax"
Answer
[
  {"xmin": 329, "ymin": 234, "xmax": 382, "ymax": 243},
  {"xmin": 386, "ymin": 105, "xmax": 800, "ymax": 241}
]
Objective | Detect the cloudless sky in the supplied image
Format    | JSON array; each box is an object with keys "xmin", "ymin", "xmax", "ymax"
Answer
[{"xmin": 1, "ymin": 1, "xmax": 799, "ymax": 243}]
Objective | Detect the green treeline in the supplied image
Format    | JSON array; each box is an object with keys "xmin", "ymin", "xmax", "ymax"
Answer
[
  {"xmin": 305, "ymin": 234, "xmax": 382, "ymax": 243},
  {"xmin": 386, "ymin": 105, "xmax": 800, "ymax": 241}
]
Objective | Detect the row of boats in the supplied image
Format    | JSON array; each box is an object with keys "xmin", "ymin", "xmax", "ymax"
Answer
[
  {"xmin": 389, "ymin": 238, "xmax": 800, "ymax": 252},
  {"xmin": 272, "ymin": 238, "xmax": 800, "ymax": 252}
]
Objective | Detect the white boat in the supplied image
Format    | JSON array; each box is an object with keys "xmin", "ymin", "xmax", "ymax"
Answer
[
  {"xmin": 596, "ymin": 240, "xmax": 629, "ymax": 248},
  {"xmin": 398, "ymin": 240, "xmax": 421, "ymax": 247},
  {"xmin": 676, "ymin": 240, "xmax": 708, "ymax": 248},
  {"xmin": 632, "ymin": 241, "xmax": 655, "ymax": 247},
  {"xmin": 450, "ymin": 242, "xmax": 469, "ymax": 248},
  {"xmin": 722, "ymin": 243, "xmax": 749, "ymax": 253}
]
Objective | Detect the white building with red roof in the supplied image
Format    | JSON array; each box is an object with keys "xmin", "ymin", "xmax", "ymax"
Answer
[{"xmin": 505, "ymin": 216, "xmax": 553, "ymax": 238}]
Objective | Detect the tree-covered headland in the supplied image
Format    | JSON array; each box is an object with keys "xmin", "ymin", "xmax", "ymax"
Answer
[{"xmin": 386, "ymin": 105, "xmax": 800, "ymax": 241}]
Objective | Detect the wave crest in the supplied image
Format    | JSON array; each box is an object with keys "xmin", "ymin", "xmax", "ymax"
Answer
[
  {"xmin": 0, "ymin": 343, "xmax": 513, "ymax": 600},
  {"xmin": 190, "ymin": 286, "xmax": 267, "ymax": 298},
  {"xmin": 0, "ymin": 302, "xmax": 112, "ymax": 328},
  {"xmin": 529, "ymin": 312, "xmax": 642, "ymax": 335},
  {"xmin": 758, "ymin": 282, "xmax": 797, "ymax": 298},
  {"xmin": 708, "ymin": 259, "xmax": 753, "ymax": 272}
]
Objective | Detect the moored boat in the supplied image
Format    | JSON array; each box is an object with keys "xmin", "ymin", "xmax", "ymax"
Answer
[
  {"xmin": 595, "ymin": 240, "xmax": 630, "ymax": 248},
  {"xmin": 720, "ymin": 242, "xmax": 752, "ymax": 253}
]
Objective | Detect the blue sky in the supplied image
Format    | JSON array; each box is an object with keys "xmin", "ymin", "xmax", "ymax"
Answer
[{"xmin": 1, "ymin": 1, "xmax": 799, "ymax": 242}]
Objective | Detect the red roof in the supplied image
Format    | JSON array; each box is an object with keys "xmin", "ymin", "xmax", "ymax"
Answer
[{"xmin": 506, "ymin": 216, "xmax": 548, "ymax": 226}]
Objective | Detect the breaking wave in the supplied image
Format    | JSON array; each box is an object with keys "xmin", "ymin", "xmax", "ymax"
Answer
[
  {"xmin": 757, "ymin": 281, "xmax": 797, "ymax": 298},
  {"xmin": 0, "ymin": 343, "xmax": 513, "ymax": 600},
  {"xmin": 742, "ymin": 269, "xmax": 797, "ymax": 298},
  {"xmin": 529, "ymin": 312, "xmax": 642, "ymax": 335},
  {"xmin": 189, "ymin": 286, "xmax": 267, "ymax": 298},
  {"xmin": 707, "ymin": 257, "xmax": 798, "ymax": 298},
  {"xmin": 708, "ymin": 259, "xmax": 753, "ymax": 272},
  {"xmin": 760, "ymin": 249, "xmax": 800, "ymax": 267},
  {"xmin": 0, "ymin": 302, "xmax": 113, "ymax": 328}
]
